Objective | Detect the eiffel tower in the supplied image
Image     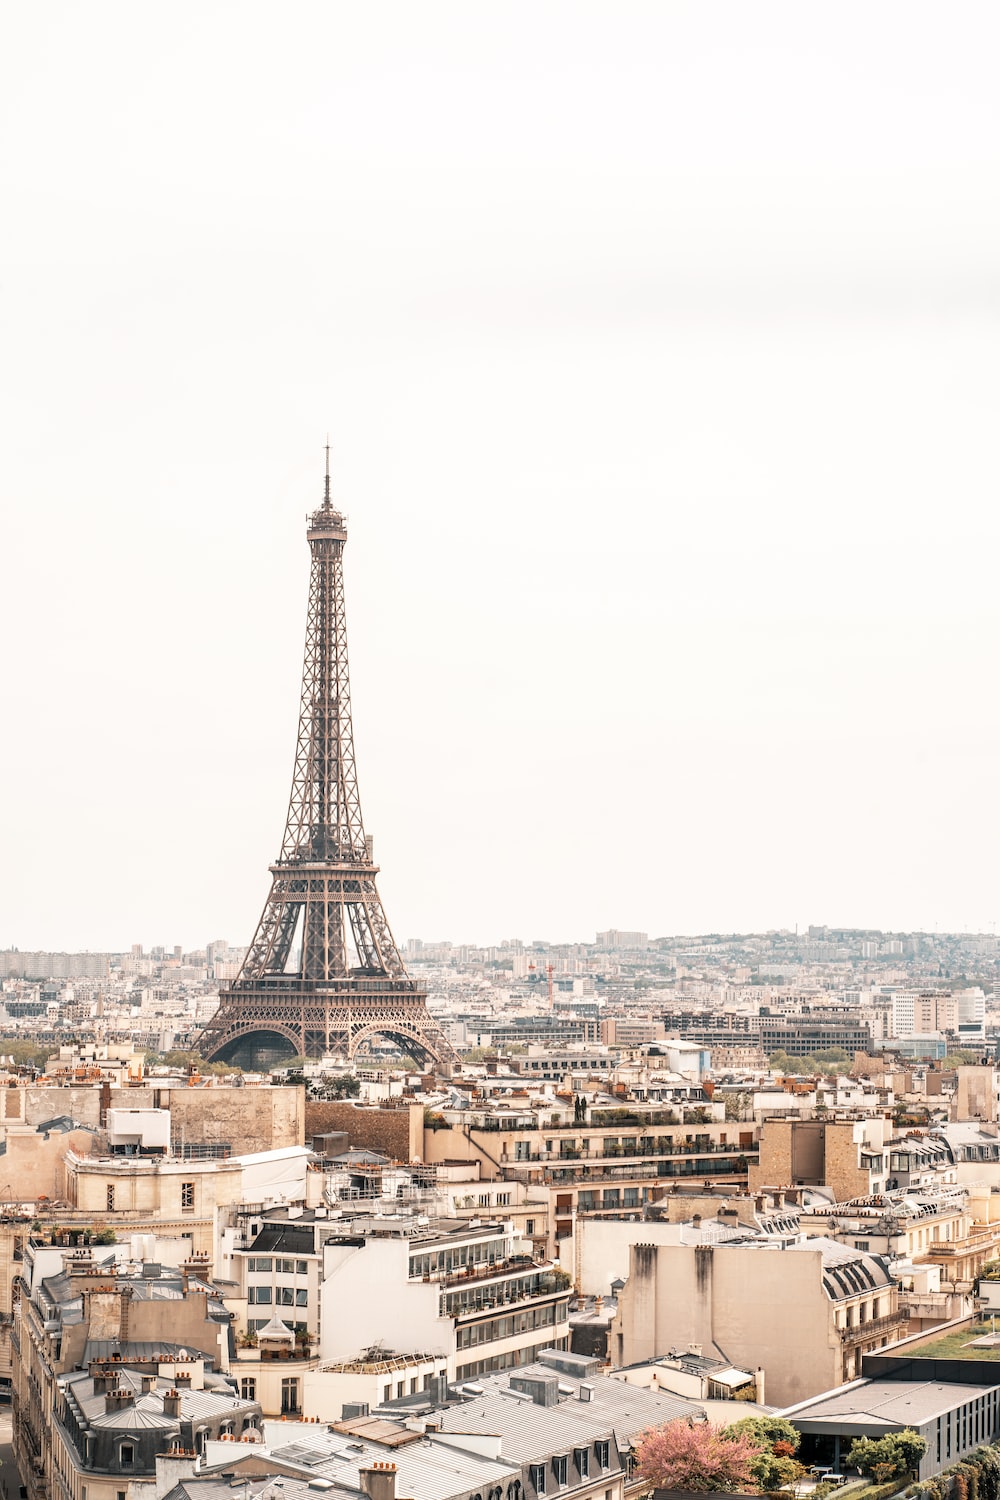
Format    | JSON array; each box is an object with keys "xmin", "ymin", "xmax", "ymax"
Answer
[{"xmin": 198, "ymin": 454, "xmax": 457, "ymax": 1071}]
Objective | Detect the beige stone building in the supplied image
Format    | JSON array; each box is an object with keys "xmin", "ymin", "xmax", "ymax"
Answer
[
  {"xmin": 750, "ymin": 1116, "xmax": 960, "ymax": 1199},
  {"xmin": 610, "ymin": 1235, "xmax": 905, "ymax": 1407},
  {"xmin": 12, "ymin": 1239, "xmax": 257, "ymax": 1500},
  {"xmin": 422, "ymin": 1105, "xmax": 759, "ymax": 1251}
]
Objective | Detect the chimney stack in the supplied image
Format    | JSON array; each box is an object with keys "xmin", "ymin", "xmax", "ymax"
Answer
[
  {"xmin": 105, "ymin": 1389, "xmax": 134, "ymax": 1414},
  {"xmin": 360, "ymin": 1463, "xmax": 397, "ymax": 1500},
  {"xmin": 91, "ymin": 1366, "xmax": 116, "ymax": 1394},
  {"xmin": 163, "ymin": 1389, "xmax": 183, "ymax": 1418}
]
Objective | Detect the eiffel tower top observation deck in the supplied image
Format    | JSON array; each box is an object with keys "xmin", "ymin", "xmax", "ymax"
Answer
[{"xmin": 197, "ymin": 454, "xmax": 456, "ymax": 1069}]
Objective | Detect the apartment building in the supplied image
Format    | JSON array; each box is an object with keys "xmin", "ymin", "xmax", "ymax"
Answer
[
  {"xmin": 422, "ymin": 1104, "xmax": 758, "ymax": 1249},
  {"xmin": 751, "ymin": 1117, "xmax": 955, "ymax": 1199},
  {"xmin": 319, "ymin": 1218, "xmax": 572, "ymax": 1382},
  {"xmin": 11, "ymin": 1241, "xmax": 247, "ymax": 1500},
  {"xmin": 610, "ymin": 1234, "xmax": 905, "ymax": 1405},
  {"xmin": 146, "ymin": 1355, "xmax": 669, "ymax": 1500}
]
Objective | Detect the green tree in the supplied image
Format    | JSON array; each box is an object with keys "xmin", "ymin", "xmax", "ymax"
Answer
[
  {"xmin": 846, "ymin": 1430, "xmax": 927, "ymax": 1480},
  {"xmin": 726, "ymin": 1416, "xmax": 802, "ymax": 1491}
]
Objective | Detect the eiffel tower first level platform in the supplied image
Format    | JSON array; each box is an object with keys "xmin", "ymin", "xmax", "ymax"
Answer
[
  {"xmin": 196, "ymin": 452, "xmax": 457, "ymax": 1072},
  {"xmin": 198, "ymin": 975, "xmax": 453, "ymax": 1070}
]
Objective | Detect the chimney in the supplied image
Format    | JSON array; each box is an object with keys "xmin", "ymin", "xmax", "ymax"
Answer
[
  {"xmin": 163, "ymin": 1389, "xmax": 183, "ymax": 1418},
  {"xmin": 155, "ymin": 1448, "xmax": 199, "ymax": 1500},
  {"xmin": 106, "ymin": 1389, "xmax": 134, "ymax": 1414},
  {"xmin": 141, "ymin": 1375, "xmax": 156, "ymax": 1394},
  {"xmin": 181, "ymin": 1252, "xmax": 212, "ymax": 1285},
  {"xmin": 360, "ymin": 1463, "xmax": 397, "ymax": 1500},
  {"xmin": 174, "ymin": 1372, "xmax": 192, "ymax": 1388},
  {"xmin": 755, "ymin": 1367, "xmax": 765, "ymax": 1405}
]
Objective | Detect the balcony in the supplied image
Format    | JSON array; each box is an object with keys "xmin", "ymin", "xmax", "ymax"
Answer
[
  {"xmin": 510, "ymin": 1157, "xmax": 753, "ymax": 1187},
  {"xmin": 440, "ymin": 1271, "xmax": 568, "ymax": 1316},
  {"xmin": 839, "ymin": 1311, "xmax": 909, "ymax": 1347},
  {"xmin": 422, "ymin": 1255, "xmax": 541, "ymax": 1290},
  {"xmin": 506, "ymin": 1141, "xmax": 756, "ymax": 1168}
]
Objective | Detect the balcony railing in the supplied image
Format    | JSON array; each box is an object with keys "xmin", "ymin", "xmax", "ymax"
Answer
[
  {"xmin": 503, "ymin": 1158, "xmax": 752, "ymax": 1187},
  {"xmin": 423, "ymin": 1255, "xmax": 541, "ymax": 1289},
  {"xmin": 839, "ymin": 1311, "xmax": 908, "ymax": 1346},
  {"xmin": 506, "ymin": 1142, "xmax": 757, "ymax": 1165}
]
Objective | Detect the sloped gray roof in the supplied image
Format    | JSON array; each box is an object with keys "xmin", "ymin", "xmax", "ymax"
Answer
[
  {"xmin": 428, "ymin": 1367, "xmax": 702, "ymax": 1456},
  {"xmin": 90, "ymin": 1405, "xmax": 177, "ymax": 1430}
]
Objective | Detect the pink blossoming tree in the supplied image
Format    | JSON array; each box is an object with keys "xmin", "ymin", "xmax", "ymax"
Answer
[{"xmin": 635, "ymin": 1418, "xmax": 764, "ymax": 1493}]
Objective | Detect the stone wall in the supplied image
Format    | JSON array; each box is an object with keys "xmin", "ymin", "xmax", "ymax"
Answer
[
  {"xmin": 304, "ymin": 1101, "xmax": 421, "ymax": 1161},
  {"xmin": 165, "ymin": 1086, "xmax": 304, "ymax": 1154},
  {"xmin": 14, "ymin": 1082, "xmax": 304, "ymax": 1154}
]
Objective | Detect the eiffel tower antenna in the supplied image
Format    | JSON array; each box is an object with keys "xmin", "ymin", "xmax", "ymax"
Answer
[{"xmin": 197, "ymin": 452, "xmax": 456, "ymax": 1070}]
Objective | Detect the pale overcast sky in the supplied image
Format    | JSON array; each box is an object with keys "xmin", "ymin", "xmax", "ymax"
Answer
[{"xmin": 2, "ymin": 2, "xmax": 998, "ymax": 952}]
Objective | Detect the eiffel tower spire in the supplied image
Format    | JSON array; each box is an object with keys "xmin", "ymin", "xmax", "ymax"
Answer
[{"xmin": 198, "ymin": 458, "xmax": 455, "ymax": 1070}]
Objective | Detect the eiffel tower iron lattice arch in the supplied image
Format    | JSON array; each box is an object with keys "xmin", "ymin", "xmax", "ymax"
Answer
[{"xmin": 197, "ymin": 458, "xmax": 457, "ymax": 1071}]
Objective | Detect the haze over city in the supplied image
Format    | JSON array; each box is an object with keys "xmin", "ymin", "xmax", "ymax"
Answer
[{"xmin": 2, "ymin": 3, "xmax": 999, "ymax": 952}]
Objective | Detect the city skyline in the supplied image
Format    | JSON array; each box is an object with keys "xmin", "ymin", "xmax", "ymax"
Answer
[{"xmin": 2, "ymin": 4, "xmax": 999, "ymax": 951}]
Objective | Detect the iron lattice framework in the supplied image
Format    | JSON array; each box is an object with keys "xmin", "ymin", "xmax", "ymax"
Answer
[{"xmin": 198, "ymin": 462, "xmax": 456, "ymax": 1070}]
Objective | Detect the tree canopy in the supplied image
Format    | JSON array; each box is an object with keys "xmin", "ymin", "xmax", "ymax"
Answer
[
  {"xmin": 635, "ymin": 1419, "xmax": 762, "ymax": 1492},
  {"xmin": 846, "ymin": 1430, "xmax": 927, "ymax": 1480},
  {"xmin": 725, "ymin": 1416, "xmax": 802, "ymax": 1492}
]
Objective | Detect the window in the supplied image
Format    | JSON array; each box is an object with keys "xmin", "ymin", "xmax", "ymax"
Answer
[
  {"xmin": 552, "ymin": 1456, "xmax": 568, "ymax": 1487},
  {"xmin": 596, "ymin": 1441, "xmax": 610, "ymax": 1471},
  {"xmin": 248, "ymin": 1257, "xmax": 272, "ymax": 1272},
  {"xmin": 241, "ymin": 1378, "xmax": 256, "ymax": 1401},
  {"xmin": 248, "ymin": 1286, "xmax": 272, "ymax": 1305},
  {"xmin": 277, "ymin": 1286, "xmax": 295, "ymax": 1305},
  {"xmin": 525, "ymin": 1220, "xmax": 535, "ymax": 1236},
  {"xmin": 106, "ymin": 1184, "xmax": 115, "ymax": 1212},
  {"xmin": 280, "ymin": 1377, "xmax": 300, "ymax": 1415},
  {"xmin": 277, "ymin": 1258, "xmax": 294, "ymax": 1273},
  {"xmin": 529, "ymin": 1465, "xmax": 546, "ymax": 1495},
  {"xmin": 119, "ymin": 1444, "xmax": 135, "ymax": 1469},
  {"xmin": 181, "ymin": 1181, "xmax": 195, "ymax": 1210},
  {"xmin": 296, "ymin": 1260, "xmax": 309, "ymax": 1274},
  {"xmin": 497, "ymin": 1193, "xmax": 511, "ymax": 1207},
  {"xmin": 574, "ymin": 1449, "xmax": 589, "ymax": 1478},
  {"xmin": 296, "ymin": 1288, "xmax": 308, "ymax": 1306}
]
